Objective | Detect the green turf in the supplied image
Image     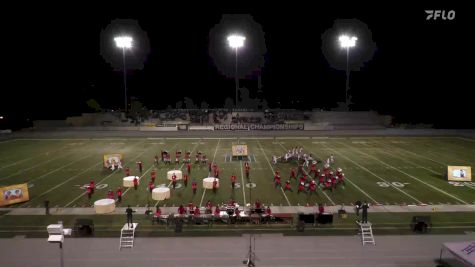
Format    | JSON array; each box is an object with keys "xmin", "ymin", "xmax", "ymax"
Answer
[{"xmin": 0, "ymin": 136, "xmax": 474, "ymax": 236}]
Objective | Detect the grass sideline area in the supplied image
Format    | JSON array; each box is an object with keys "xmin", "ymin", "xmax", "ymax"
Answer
[
  {"xmin": 1, "ymin": 211, "xmax": 475, "ymax": 238},
  {"xmin": 0, "ymin": 136, "xmax": 474, "ymax": 237}
]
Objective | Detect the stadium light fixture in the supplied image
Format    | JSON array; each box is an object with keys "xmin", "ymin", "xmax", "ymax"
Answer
[
  {"xmin": 227, "ymin": 34, "xmax": 246, "ymax": 107},
  {"xmin": 338, "ymin": 34, "xmax": 357, "ymax": 110},
  {"xmin": 114, "ymin": 36, "xmax": 133, "ymax": 113}
]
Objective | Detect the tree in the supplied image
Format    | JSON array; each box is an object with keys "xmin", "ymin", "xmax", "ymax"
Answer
[
  {"xmin": 224, "ymin": 97, "xmax": 234, "ymax": 110},
  {"xmin": 200, "ymin": 101, "xmax": 209, "ymax": 110},
  {"xmin": 175, "ymin": 101, "xmax": 183, "ymax": 109},
  {"xmin": 86, "ymin": 99, "xmax": 102, "ymax": 112},
  {"xmin": 184, "ymin": 97, "xmax": 196, "ymax": 109}
]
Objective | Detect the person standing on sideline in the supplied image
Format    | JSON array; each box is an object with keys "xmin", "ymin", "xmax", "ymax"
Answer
[
  {"xmin": 126, "ymin": 205, "xmax": 135, "ymax": 228},
  {"xmin": 355, "ymin": 200, "xmax": 362, "ymax": 217},
  {"xmin": 361, "ymin": 201, "xmax": 369, "ymax": 223}
]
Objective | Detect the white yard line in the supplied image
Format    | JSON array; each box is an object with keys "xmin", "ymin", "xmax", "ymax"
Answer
[
  {"xmin": 256, "ymin": 140, "xmax": 291, "ymax": 206},
  {"xmin": 376, "ymin": 147, "xmax": 475, "ymax": 193},
  {"xmin": 28, "ymin": 155, "xmax": 92, "ymax": 183},
  {"xmin": 338, "ymin": 142, "xmax": 469, "ymax": 205},
  {"xmin": 278, "ymin": 142, "xmax": 336, "ymax": 206},
  {"xmin": 20, "ymin": 161, "xmax": 103, "ymax": 207},
  {"xmin": 199, "ymin": 139, "xmax": 221, "ymax": 207},
  {"xmin": 453, "ymin": 137, "xmax": 475, "ymax": 143},
  {"xmin": 0, "ymin": 149, "xmax": 87, "ymax": 181},
  {"xmin": 327, "ymin": 145, "xmax": 423, "ymax": 204},
  {"xmin": 240, "ymin": 161, "xmax": 247, "ymax": 205}
]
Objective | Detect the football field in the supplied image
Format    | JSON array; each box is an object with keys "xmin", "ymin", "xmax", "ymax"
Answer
[{"xmin": 1, "ymin": 136, "xmax": 474, "ymax": 209}]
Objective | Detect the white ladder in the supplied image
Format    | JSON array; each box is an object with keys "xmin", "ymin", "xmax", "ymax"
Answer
[
  {"xmin": 120, "ymin": 223, "xmax": 137, "ymax": 249},
  {"xmin": 358, "ymin": 222, "xmax": 375, "ymax": 246}
]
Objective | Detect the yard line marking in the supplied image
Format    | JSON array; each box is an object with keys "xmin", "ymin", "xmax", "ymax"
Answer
[
  {"xmin": 240, "ymin": 161, "xmax": 247, "ymax": 205},
  {"xmin": 200, "ymin": 139, "xmax": 221, "ymax": 207},
  {"xmin": 65, "ymin": 140, "xmax": 152, "ymax": 207},
  {"xmin": 327, "ymin": 145, "xmax": 423, "ymax": 204},
  {"xmin": 256, "ymin": 140, "xmax": 291, "ymax": 206},
  {"xmin": 377, "ymin": 140, "xmax": 448, "ymax": 166},
  {"xmin": 376, "ymin": 146, "xmax": 475, "ymax": 193},
  {"xmin": 278, "ymin": 142, "xmax": 336, "ymax": 206},
  {"xmin": 0, "ymin": 148, "xmax": 91, "ymax": 181},
  {"xmin": 453, "ymin": 137, "xmax": 475, "ymax": 143},
  {"xmin": 20, "ymin": 160, "xmax": 102, "ymax": 207},
  {"xmin": 307, "ymin": 144, "xmax": 380, "ymax": 205},
  {"xmin": 338, "ymin": 142, "xmax": 469, "ymax": 205},
  {"xmin": 27, "ymin": 155, "xmax": 92, "ymax": 183}
]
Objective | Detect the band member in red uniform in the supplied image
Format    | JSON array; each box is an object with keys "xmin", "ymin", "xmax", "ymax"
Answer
[
  {"xmin": 86, "ymin": 186, "xmax": 92, "ymax": 199},
  {"xmin": 178, "ymin": 204, "xmax": 186, "ymax": 215},
  {"xmin": 265, "ymin": 206, "xmax": 272, "ymax": 216},
  {"xmin": 275, "ymin": 169, "xmax": 281, "ymax": 177},
  {"xmin": 254, "ymin": 200, "xmax": 262, "ymax": 210},
  {"xmin": 290, "ymin": 167, "xmax": 296, "ymax": 180},
  {"xmin": 187, "ymin": 162, "xmax": 192, "ymax": 174},
  {"xmin": 136, "ymin": 161, "xmax": 143, "ymax": 173},
  {"xmin": 319, "ymin": 173, "xmax": 325, "ymax": 186},
  {"xmin": 172, "ymin": 173, "xmax": 177, "ymax": 189},
  {"xmin": 228, "ymin": 198, "xmax": 236, "ymax": 207},
  {"xmin": 245, "ymin": 162, "xmax": 250, "ymax": 179},
  {"xmin": 133, "ymin": 176, "xmax": 138, "ymax": 190},
  {"xmin": 155, "ymin": 206, "xmax": 161, "ymax": 217},
  {"xmin": 300, "ymin": 175, "xmax": 307, "ymax": 185},
  {"xmin": 194, "ymin": 206, "xmax": 201, "ymax": 217},
  {"xmin": 309, "ymin": 162, "xmax": 317, "ymax": 176},
  {"xmin": 205, "ymin": 200, "xmax": 213, "ymax": 214},
  {"xmin": 117, "ymin": 187, "xmax": 123, "ymax": 203},
  {"xmin": 297, "ymin": 182, "xmax": 306, "ymax": 194},
  {"xmin": 151, "ymin": 169, "xmax": 157, "ymax": 183},
  {"xmin": 148, "ymin": 180, "xmax": 154, "ymax": 193},
  {"xmin": 183, "ymin": 173, "xmax": 189, "ymax": 187},
  {"xmin": 308, "ymin": 180, "xmax": 317, "ymax": 195},
  {"xmin": 208, "ymin": 162, "xmax": 212, "ymax": 172},
  {"xmin": 125, "ymin": 167, "xmax": 130, "ymax": 177},
  {"xmin": 274, "ymin": 175, "xmax": 282, "ymax": 188},
  {"xmin": 107, "ymin": 189, "xmax": 114, "ymax": 199},
  {"xmin": 338, "ymin": 173, "xmax": 346, "ymax": 185},
  {"xmin": 331, "ymin": 173, "xmax": 338, "ymax": 189},
  {"xmin": 214, "ymin": 205, "xmax": 221, "ymax": 217},
  {"xmin": 230, "ymin": 174, "xmax": 237, "ymax": 189},
  {"xmin": 324, "ymin": 177, "xmax": 332, "ymax": 191},
  {"xmin": 212, "ymin": 178, "xmax": 218, "ymax": 193},
  {"xmin": 284, "ymin": 180, "xmax": 292, "ymax": 192},
  {"xmin": 89, "ymin": 180, "xmax": 95, "ymax": 194},
  {"xmin": 175, "ymin": 150, "xmax": 181, "ymax": 164},
  {"xmin": 192, "ymin": 180, "xmax": 197, "ymax": 195},
  {"xmin": 214, "ymin": 166, "xmax": 220, "ymax": 178}
]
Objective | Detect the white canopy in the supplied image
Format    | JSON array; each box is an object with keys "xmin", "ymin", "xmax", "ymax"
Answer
[{"xmin": 441, "ymin": 241, "xmax": 475, "ymax": 267}]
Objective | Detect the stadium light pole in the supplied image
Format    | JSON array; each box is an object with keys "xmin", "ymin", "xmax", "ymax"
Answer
[
  {"xmin": 114, "ymin": 36, "xmax": 133, "ymax": 113},
  {"xmin": 227, "ymin": 35, "xmax": 245, "ymax": 107},
  {"xmin": 339, "ymin": 35, "xmax": 357, "ymax": 110}
]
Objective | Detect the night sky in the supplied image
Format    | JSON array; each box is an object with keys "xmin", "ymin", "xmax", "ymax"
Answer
[{"xmin": 1, "ymin": 2, "xmax": 472, "ymax": 129}]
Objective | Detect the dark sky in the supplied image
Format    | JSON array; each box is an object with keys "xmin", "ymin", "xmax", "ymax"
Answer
[{"xmin": 1, "ymin": 1, "xmax": 472, "ymax": 128}]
